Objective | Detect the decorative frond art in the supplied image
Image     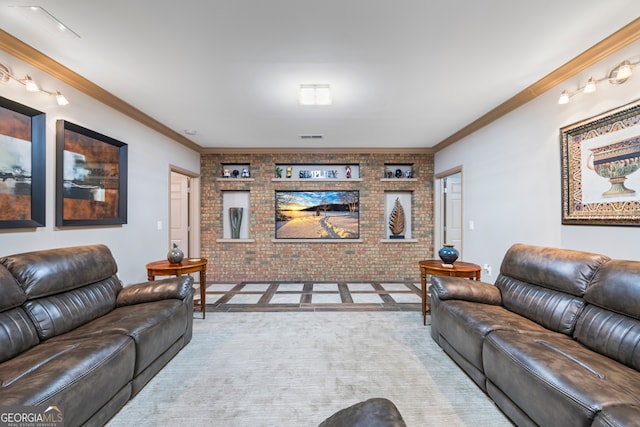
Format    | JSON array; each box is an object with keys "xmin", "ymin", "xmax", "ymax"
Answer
[{"xmin": 389, "ymin": 197, "xmax": 406, "ymax": 236}]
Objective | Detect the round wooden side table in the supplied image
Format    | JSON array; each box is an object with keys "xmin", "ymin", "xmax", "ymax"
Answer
[
  {"xmin": 146, "ymin": 258, "xmax": 208, "ymax": 318},
  {"xmin": 419, "ymin": 259, "xmax": 481, "ymax": 325}
]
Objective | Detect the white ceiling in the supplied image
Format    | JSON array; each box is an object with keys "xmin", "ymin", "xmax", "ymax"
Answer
[{"xmin": 0, "ymin": 1, "xmax": 639, "ymax": 150}]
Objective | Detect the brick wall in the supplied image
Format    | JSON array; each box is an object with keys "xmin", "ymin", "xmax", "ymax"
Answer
[{"xmin": 201, "ymin": 151, "xmax": 434, "ymax": 282}]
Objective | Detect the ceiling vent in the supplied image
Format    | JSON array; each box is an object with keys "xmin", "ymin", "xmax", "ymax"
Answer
[{"xmin": 299, "ymin": 134, "xmax": 323, "ymax": 140}]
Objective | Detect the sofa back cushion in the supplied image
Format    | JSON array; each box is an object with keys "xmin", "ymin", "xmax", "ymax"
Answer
[
  {"xmin": 1, "ymin": 244, "xmax": 118, "ymax": 298},
  {"xmin": 496, "ymin": 244, "xmax": 610, "ymax": 335},
  {"xmin": 23, "ymin": 276, "xmax": 122, "ymax": 340},
  {"xmin": 0, "ymin": 266, "xmax": 39, "ymax": 362},
  {"xmin": 1, "ymin": 245, "xmax": 123, "ymax": 341},
  {"xmin": 574, "ymin": 259, "xmax": 640, "ymax": 371},
  {"xmin": 0, "ymin": 308, "xmax": 41, "ymax": 363},
  {"xmin": 0, "ymin": 264, "xmax": 26, "ymax": 312}
]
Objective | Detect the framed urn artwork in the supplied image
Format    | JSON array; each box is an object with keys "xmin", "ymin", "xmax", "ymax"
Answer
[
  {"xmin": 0, "ymin": 96, "xmax": 46, "ymax": 229},
  {"xmin": 561, "ymin": 99, "xmax": 640, "ymax": 226},
  {"xmin": 56, "ymin": 120, "xmax": 128, "ymax": 226}
]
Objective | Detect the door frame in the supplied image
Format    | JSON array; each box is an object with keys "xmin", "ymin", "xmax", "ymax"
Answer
[
  {"xmin": 169, "ymin": 165, "xmax": 201, "ymax": 258},
  {"xmin": 434, "ymin": 166, "xmax": 463, "ymax": 259}
]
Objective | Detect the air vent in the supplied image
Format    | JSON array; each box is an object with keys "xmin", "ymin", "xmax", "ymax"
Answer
[{"xmin": 299, "ymin": 134, "xmax": 323, "ymax": 140}]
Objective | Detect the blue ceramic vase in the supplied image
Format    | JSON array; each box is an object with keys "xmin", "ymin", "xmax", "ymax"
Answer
[{"xmin": 438, "ymin": 244, "xmax": 459, "ymax": 265}]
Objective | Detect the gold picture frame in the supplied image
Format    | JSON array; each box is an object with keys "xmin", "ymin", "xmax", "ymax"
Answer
[{"xmin": 561, "ymin": 99, "xmax": 640, "ymax": 226}]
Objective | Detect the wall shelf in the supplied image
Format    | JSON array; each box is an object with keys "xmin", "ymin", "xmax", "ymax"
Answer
[
  {"xmin": 384, "ymin": 163, "xmax": 414, "ymax": 179},
  {"xmin": 275, "ymin": 163, "xmax": 360, "ymax": 180},
  {"xmin": 271, "ymin": 178, "xmax": 363, "ymax": 182},
  {"xmin": 380, "ymin": 178, "xmax": 417, "ymax": 182},
  {"xmin": 216, "ymin": 238, "xmax": 255, "ymax": 243},
  {"xmin": 216, "ymin": 178, "xmax": 255, "ymax": 182},
  {"xmin": 272, "ymin": 238, "xmax": 364, "ymax": 243}
]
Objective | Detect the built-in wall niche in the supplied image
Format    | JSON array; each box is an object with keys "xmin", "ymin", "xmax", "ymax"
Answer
[
  {"xmin": 217, "ymin": 163, "xmax": 253, "ymax": 180},
  {"xmin": 382, "ymin": 163, "xmax": 416, "ymax": 180},
  {"xmin": 218, "ymin": 190, "xmax": 253, "ymax": 242},
  {"xmin": 383, "ymin": 191, "xmax": 417, "ymax": 242},
  {"xmin": 273, "ymin": 163, "xmax": 361, "ymax": 181}
]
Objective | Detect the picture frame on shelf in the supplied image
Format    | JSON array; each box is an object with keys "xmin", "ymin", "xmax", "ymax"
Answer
[
  {"xmin": 0, "ymin": 96, "xmax": 45, "ymax": 229},
  {"xmin": 561, "ymin": 99, "xmax": 640, "ymax": 226},
  {"xmin": 56, "ymin": 120, "xmax": 128, "ymax": 226}
]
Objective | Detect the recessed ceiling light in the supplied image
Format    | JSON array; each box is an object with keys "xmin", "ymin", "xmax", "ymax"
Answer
[
  {"xmin": 299, "ymin": 84, "xmax": 332, "ymax": 105},
  {"xmin": 184, "ymin": 129, "xmax": 197, "ymax": 135}
]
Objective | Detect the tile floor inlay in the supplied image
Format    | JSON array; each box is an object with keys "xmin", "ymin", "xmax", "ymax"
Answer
[{"xmin": 201, "ymin": 281, "xmax": 423, "ymax": 312}]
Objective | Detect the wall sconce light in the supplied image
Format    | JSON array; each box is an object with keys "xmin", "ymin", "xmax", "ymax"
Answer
[
  {"xmin": 299, "ymin": 84, "xmax": 332, "ymax": 105},
  {"xmin": 558, "ymin": 58, "xmax": 638, "ymax": 104},
  {"xmin": 0, "ymin": 62, "xmax": 69, "ymax": 106}
]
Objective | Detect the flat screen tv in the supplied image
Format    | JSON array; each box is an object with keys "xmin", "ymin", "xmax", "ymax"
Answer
[{"xmin": 275, "ymin": 190, "xmax": 359, "ymax": 239}]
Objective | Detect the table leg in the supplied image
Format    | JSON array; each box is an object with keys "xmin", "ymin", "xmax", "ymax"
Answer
[
  {"xmin": 147, "ymin": 273, "xmax": 154, "ymax": 281},
  {"xmin": 421, "ymin": 268, "xmax": 427, "ymax": 326},
  {"xmin": 199, "ymin": 268, "xmax": 206, "ymax": 319}
]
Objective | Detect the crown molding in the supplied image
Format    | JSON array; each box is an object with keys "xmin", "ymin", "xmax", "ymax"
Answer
[
  {"xmin": 433, "ymin": 17, "xmax": 640, "ymax": 152},
  {"xmin": 200, "ymin": 146, "xmax": 434, "ymax": 155}
]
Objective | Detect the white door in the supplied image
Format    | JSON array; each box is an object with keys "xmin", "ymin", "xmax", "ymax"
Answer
[
  {"xmin": 170, "ymin": 171, "xmax": 190, "ymax": 256},
  {"xmin": 444, "ymin": 173, "xmax": 463, "ymax": 250}
]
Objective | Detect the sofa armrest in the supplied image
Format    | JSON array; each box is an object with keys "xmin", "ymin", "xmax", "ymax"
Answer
[
  {"xmin": 116, "ymin": 276, "xmax": 194, "ymax": 307},
  {"xmin": 430, "ymin": 276, "xmax": 502, "ymax": 305}
]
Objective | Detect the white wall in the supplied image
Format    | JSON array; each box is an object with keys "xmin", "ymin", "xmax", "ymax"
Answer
[
  {"xmin": 435, "ymin": 40, "xmax": 640, "ymax": 283},
  {"xmin": 0, "ymin": 52, "xmax": 200, "ymax": 284}
]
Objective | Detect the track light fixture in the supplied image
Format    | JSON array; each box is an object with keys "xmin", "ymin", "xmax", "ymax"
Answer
[
  {"xmin": 0, "ymin": 62, "xmax": 69, "ymax": 106},
  {"xmin": 558, "ymin": 58, "xmax": 638, "ymax": 105}
]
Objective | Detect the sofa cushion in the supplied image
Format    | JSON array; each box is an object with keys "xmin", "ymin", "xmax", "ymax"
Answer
[
  {"xmin": 116, "ymin": 276, "xmax": 194, "ymax": 307},
  {"xmin": 1, "ymin": 244, "xmax": 118, "ymax": 298},
  {"xmin": 483, "ymin": 330, "xmax": 640, "ymax": 427},
  {"xmin": 0, "ymin": 333, "xmax": 135, "ymax": 427},
  {"xmin": 431, "ymin": 299, "xmax": 549, "ymax": 372},
  {"xmin": 498, "ymin": 244, "xmax": 609, "ymax": 296},
  {"xmin": 495, "ymin": 244, "xmax": 609, "ymax": 336},
  {"xmin": 0, "ymin": 265, "xmax": 26, "ymax": 312},
  {"xmin": 430, "ymin": 276, "xmax": 502, "ymax": 305},
  {"xmin": 584, "ymin": 259, "xmax": 640, "ymax": 320},
  {"xmin": 0, "ymin": 308, "xmax": 40, "ymax": 363},
  {"xmin": 23, "ymin": 276, "xmax": 121, "ymax": 340},
  {"xmin": 51, "ymin": 299, "xmax": 188, "ymax": 375},
  {"xmin": 497, "ymin": 276, "xmax": 586, "ymax": 335},
  {"xmin": 574, "ymin": 305, "xmax": 640, "ymax": 372},
  {"xmin": 592, "ymin": 404, "xmax": 640, "ymax": 427}
]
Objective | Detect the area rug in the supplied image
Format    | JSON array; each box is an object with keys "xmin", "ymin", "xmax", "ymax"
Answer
[
  {"xmin": 202, "ymin": 281, "xmax": 423, "ymax": 312},
  {"xmin": 106, "ymin": 312, "xmax": 511, "ymax": 426}
]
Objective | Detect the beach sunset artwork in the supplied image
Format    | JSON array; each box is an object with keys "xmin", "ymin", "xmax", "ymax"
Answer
[{"xmin": 275, "ymin": 191, "xmax": 359, "ymax": 239}]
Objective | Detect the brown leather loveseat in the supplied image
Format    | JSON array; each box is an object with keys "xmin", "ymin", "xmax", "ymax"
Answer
[
  {"xmin": 0, "ymin": 244, "xmax": 194, "ymax": 426},
  {"xmin": 430, "ymin": 243, "xmax": 640, "ymax": 426}
]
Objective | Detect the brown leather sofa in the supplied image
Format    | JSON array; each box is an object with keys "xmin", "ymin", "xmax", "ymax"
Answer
[
  {"xmin": 0, "ymin": 245, "xmax": 194, "ymax": 426},
  {"xmin": 430, "ymin": 243, "xmax": 640, "ymax": 427}
]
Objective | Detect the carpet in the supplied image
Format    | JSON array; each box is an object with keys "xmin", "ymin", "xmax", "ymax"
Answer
[
  {"xmin": 106, "ymin": 312, "xmax": 511, "ymax": 426},
  {"xmin": 202, "ymin": 282, "xmax": 423, "ymax": 312}
]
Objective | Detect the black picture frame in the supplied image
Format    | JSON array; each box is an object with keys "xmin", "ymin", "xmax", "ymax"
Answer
[
  {"xmin": 275, "ymin": 190, "xmax": 359, "ymax": 239},
  {"xmin": 561, "ymin": 99, "xmax": 640, "ymax": 226},
  {"xmin": 0, "ymin": 96, "xmax": 45, "ymax": 228},
  {"xmin": 56, "ymin": 120, "xmax": 128, "ymax": 226}
]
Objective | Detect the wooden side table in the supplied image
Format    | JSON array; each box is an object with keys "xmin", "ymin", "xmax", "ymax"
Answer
[
  {"xmin": 146, "ymin": 258, "xmax": 208, "ymax": 318},
  {"xmin": 419, "ymin": 259, "xmax": 481, "ymax": 325}
]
